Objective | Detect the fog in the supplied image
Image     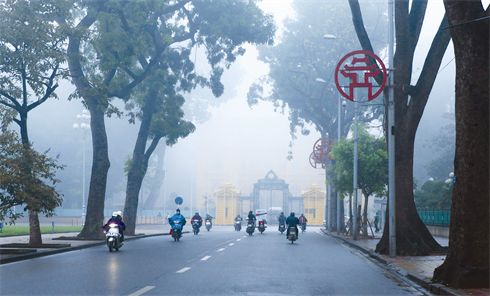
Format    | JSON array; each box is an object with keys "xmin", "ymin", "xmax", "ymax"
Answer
[{"xmin": 18, "ymin": 0, "xmax": 459, "ymax": 217}]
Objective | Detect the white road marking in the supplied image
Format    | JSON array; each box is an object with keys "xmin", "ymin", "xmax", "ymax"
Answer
[
  {"xmin": 229, "ymin": 243, "xmax": 234, "ymax": 246},
  {"xmin": 236, "ymin": 239, "xmax": 241, "ymax": 241},
  {"xmin": 217, "ymin": 248, "xmax": 225, "ymax": 252},
  {"xmin": 176, "ymin": 267, "xmax": 191, "ymax": 273},
  {"xmin": 128, "ymin": 286, "xmax": 155, "ymax": 296},
  {"xmin": 201, "ymin": 256, "xmax": 211, "ymax": 261}
]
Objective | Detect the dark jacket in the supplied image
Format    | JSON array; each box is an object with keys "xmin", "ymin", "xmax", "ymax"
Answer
[
  {"xmin": 247, "ymin": 213, "xmax": 256, "ymax": 222},
  {"xmin": 278, "ymin": 214, "xmax": 287, "ymax": 223},
  {"xmin": 102, "ymin": 217, "xmax": 126, "ymax": 231},
  {"xmin": 286, "ymin": 216, "xmax": 300, "ymax": 228}
]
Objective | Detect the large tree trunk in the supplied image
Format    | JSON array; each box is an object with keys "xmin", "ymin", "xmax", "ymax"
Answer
[
  {"xmin": 77, "ymin": 106, "xmax": 110, "ymax": 239},
  {"xmin": 143, "ymin": 144, "xmax": 166, "ymax": 209},
  {"xmin": 432, "ymin": 2, "xmax": 489, "ymax": 288},
  {"xmin": 27, "ymin": 210, "xmax": 42, "ymax": 246},
  {"xmin": 349, "ymin": 0, "xmax": 452, "ymax": 255},
  {"xmin": 123, "ymin": 94, "xmax": 161, "ymax": 235}
]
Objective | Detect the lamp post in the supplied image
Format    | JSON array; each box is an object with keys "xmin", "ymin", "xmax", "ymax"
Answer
[{"xmin": 73, "ymin": 110, "xmax": 90, "ymax": 226}]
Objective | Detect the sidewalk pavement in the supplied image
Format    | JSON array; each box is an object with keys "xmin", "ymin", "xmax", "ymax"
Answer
[
  {"xmin": 321, "ymin": 228, "xmax": 490, "ymax": 296},
  {"xmin": 0, "ymin": 224, "xmax": 173, "ymax": 264}
]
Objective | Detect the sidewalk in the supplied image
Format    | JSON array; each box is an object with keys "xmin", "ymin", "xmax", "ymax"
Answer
[
  {"xmin": 0, "ymin": 224, "xmax": 173, "ymax": 264},
  {"xmin": 321, "ymin": 228, "xmax": 490, "ymax": 296}
]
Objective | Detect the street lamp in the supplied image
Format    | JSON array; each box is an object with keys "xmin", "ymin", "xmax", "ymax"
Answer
[{"xmin": 73, "ymin": 110, "xmax": 90, "ymax": 226}]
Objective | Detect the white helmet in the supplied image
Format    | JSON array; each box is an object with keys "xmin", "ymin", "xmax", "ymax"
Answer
[{"xmin": 116, "ymin": 211, "xmax": 122, "ymax": 217}]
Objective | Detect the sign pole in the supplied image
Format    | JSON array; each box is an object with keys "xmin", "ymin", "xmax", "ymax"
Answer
[{"xmin": 388, "ymin": 0, "xmax": 396, "ymax": 258}]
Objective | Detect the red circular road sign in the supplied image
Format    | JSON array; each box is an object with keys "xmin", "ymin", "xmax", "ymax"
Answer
[
  {"xmin": 310, "ymin": 138, "xmax": 335, "ymax": 169},
  {"xmin": 335, "ymin": 50, "xmax": 387, "ymax": 102}
]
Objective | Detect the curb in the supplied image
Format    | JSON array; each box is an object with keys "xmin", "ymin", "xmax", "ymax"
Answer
[
  {"xmin": 320, "ymin": 229, "xmax": 467, "ymax": 296},
  {"xmin": 0, "ymin": 231, "xmax": 189, "ymax": 265}
]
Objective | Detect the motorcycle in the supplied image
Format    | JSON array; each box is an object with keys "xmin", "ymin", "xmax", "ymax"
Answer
[
  {"xmin": 301, "ymin": 223, "xmax": 306, "ymax": 233},
  {"xmin": 171, "ymin": 220, "xmax": 183, "ymax": 241},
  {"xmin": 192, "ymin": 220, "xmax": 200, "ymax": 235},
  {"xmin": 205, "ymin": 220, "xmax": 212, "ymax": 231},
  {"xmin": 246, "ymin": 221, "xmax": 255, "ymax": 236},
  {"xmin": 278, "ymin": 222, "xmax": 286, "ymax": 234},
  {"xmin": 234, "ymin": 220, "xmax": 242, "ymax": 231},
  {"xmin": 288, "ymin": 227, "xmax": 298, "ymax": 244},
  {"xmin": 105, "ymin": 223, "xmax": 123, "ymax": 252},
  {"xmin": 258, "ymin": 220, "xmax": 266, "ymax": 234}
]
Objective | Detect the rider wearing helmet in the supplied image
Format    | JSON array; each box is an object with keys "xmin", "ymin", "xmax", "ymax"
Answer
[
  {"xmin": 286, "ymin": 212, "xmax": 300, "ymax": 239},
  {"xmin": 247, "ymin": 210, "xmax": 256, "ymax": 225},
  {"xmin": 102, "ymin": 211, "xmax": 126, "ymax": 241},
  {"xmin": 277, "ymin": 212, "xmax": 287, "ymax": 230},
  {"xmin": 192, "ymin": 212, "xmax": 203, "ymax": 228},
  {"xmin": 299, "ymin": 213, "xmax": 308, "ymax": 230}
]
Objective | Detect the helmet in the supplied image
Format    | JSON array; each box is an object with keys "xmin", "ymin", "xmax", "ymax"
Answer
[
  {"xmin": 116, "ymin": 211, "xmax": 122, "ymax": 217},
  {"xmin": 249, "ymin": 211, "xmax": 253, "ymax": 214},
  {"xmin": 112, "ymin": 212, "xmax": 118, "ymax": 219},
  {"xmin": 237, "ymin": 214, "xmax": 240, "ymax": 217},
  {"xmin": 281, "ymin": 212, "xmax": 284, "ymax": 215},
  {"xmin": 301, "ymin": 213, "xmax": 304, "ymax": 216},
  {"xmin": 195, "ymin": 212, "xmax": 199, "ymax": 215},
  {"xmin": 291, "ymin": 212, "xmax": 295, "ymax": 216},
  {"xmin": 176, "ymin": 209, "xmax": 181, "ymax": 214}
]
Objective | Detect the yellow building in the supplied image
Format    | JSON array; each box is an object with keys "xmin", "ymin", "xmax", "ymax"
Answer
[
  {"xmin": 214, "ymin": 183, "xmax": 240, "ymax": 225},
  {"xmin": 301, "ymin": 184, "xmax": 326, "ymax": 225}
]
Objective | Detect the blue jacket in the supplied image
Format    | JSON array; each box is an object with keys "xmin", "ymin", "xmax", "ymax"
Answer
[
  {"xmin": 169, "ymin": 213, "xmax": 186, "ymax": 229},
  {"xmin": 286, "ymin": 216, "xmax": 300, "ymax": 228}
]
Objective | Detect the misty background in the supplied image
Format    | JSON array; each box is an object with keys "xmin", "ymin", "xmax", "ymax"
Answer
[{"xmin": 20, "ymin": 0, "xmax": 455, "ymax": 217}]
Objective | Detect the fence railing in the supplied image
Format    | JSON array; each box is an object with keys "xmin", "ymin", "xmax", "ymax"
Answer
[{"xmin": 417, "ymin": 209, "xmax": 450, "ymax": 226}]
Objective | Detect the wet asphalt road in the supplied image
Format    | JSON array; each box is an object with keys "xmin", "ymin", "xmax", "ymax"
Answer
[{"xmin": 0, "ymin": 226, "xmax": 426, "ymax": 296}]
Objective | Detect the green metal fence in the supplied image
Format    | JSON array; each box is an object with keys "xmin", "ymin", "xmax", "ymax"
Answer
[{"xmin": 418, "ymin": 209, "xmax": 451, "ymax": 226}]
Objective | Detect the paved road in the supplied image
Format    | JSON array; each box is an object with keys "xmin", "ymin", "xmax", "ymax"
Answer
[{"xmin": 0, "ymin": 226, "xmax": 427, "ymax": 296}]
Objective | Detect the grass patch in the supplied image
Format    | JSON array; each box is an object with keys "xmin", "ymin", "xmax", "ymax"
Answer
[{"xmin": 0, "ymin": 225, "xmax": 83, "ymax": 236}]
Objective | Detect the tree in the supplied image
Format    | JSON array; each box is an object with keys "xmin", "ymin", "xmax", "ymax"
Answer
[
  {"xmin": 348, "ymin": 0, "xmax": 451, "ymax": 255},
  {"xmin": 123, "ymin": 61, "xmax": 196, "ymax": 235},
  {"xmin": 424, "ymin": 113, "xmax": 455, "ymax": 180},
  {"xmin": 0, "ymin": 0, "xmax": 69, "ymax": 245},
  {"xmin": 61, "ymin": 0, "xmax": 275, "ymax": 238},
  {"xmin": 414, "ymin": 179, "xmax": 452, "ymax": 210},
  {"xmin": 0, "ymin": 128, "xmax": 64, "ymax": 229},
  {"xmin": 247, "ymin": 0, "xmax": 386, "ymax": 231},
  {"xmin": 327, "ymin": 123, "xmax": 388, "ymax": 235},
  {"xmin": 432, "ymin": 1, "xmax": 489, "ymax": 288}
]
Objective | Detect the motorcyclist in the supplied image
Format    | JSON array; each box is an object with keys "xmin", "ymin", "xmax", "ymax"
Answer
[
  {"xmin": 247, "ymin": 210, "xmax": 256, "ymax": 226},
  {"xmin": 299, "ymin": 213, "xmax": 308, "ymax": 230},
  {"xmin": 191, "ymin": 212, "xmax": 203, "ymax": 228},
  {"xmin": 102, "ymin": 211, "xmax": 126, "ymax": 241},
  {"xmin": 278, "ymin": 212, "xmax": 287, "ymax": 230},
  {"xmin": 169, "ymin": 209, "xmax": 186, "ymax": 234},
  {"xmin": 286, "ymin": 212, "xmax": 300, "ymax": 239},
  {"xmin": 235, "ymin": 214, "xmax": 243, "ymax": 222},
  {"xmin": 205, "ymin": 214, "xmax": 213, "ymax": 226}
]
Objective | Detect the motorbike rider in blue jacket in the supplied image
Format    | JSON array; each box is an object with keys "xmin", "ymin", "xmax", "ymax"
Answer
[
  {"xmin": 286, "ymin": 212, "xmax": 300, "ymax": 239},
  {"xmin": 169, "ymin": 209, "xmax": 186, "ymax": 232},
  {"xmin": 247, "ymin": 210, "xmax": 256, "ymax": 226},
  {"xmin": 102, "ymin": 211, "xmax": 126, "ymax": 241},
  {"xmin": 278, "ymin": 212, "xmax": 287, "ymax": 230}
]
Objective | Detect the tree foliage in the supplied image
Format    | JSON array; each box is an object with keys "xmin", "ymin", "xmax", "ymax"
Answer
[
  {"xmin": 248, "ymin": 1, "xmax": 387, "ymax": 144},
  {"xmin": 414, "ymin": 179, "xmax": 452, "ymax": 210},
  {"xmin": 61, "ymin": 0, "xmax": 276, "ymax": 238}
]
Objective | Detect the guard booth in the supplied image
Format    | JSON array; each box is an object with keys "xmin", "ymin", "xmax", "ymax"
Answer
[
  {"xmin": 301, "ymin": 184, "xmax": 326, "ymax": 226},
  {"xmin": 214, "ymin": 183, "xmax": 240, "ymax": 225}
]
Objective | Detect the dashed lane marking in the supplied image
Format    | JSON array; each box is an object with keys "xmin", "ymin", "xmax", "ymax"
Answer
[
  {"xmin": 229, "ymin": 243, "xmax": 234, "ymax": 246},
  {"xmin": 128, "ymin": 286, "xmax": 155, "ymax": 296},
  {"xmin": 236, "ymin": 239, "xmax": 241, "ymax": 241},
  {"xmin": 217, "ymin": 248, "xmax": 225, "ymax": 252},
  {"xmin": 176, "ymin": 267, "xmax": 191, "ymax": 273},
  {"xmin": 201, "ymin": 256, "xmax": 211, "ymax": 261}
]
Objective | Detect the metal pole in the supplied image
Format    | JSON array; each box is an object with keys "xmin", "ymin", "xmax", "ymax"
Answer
[
  {"xmin": 326, "ymin": 184, "xmax": 330, "ymax": 230},
  {"xmin": 353, "ymin": 96, "xmax": 359, "ymax": 240},
  {"xmin": 337, "ymin": 94, "xmax": 341, "ymax": 234},
  {"xmin": 388, "ymin": 0, "xmax": 396, "ymax": 257},
  {"xmin": 82, "ymin": 129, "xmax": 86, "ymax": 226}
]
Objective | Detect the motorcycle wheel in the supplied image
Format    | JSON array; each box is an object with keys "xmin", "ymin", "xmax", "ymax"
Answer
[
  {"xmin": 109, "ymin": 242, "xmax": 114, "ymax": 252},
  {"xmin": 173, "ymin": 234, "xmax": 177, "ymax": 241}
]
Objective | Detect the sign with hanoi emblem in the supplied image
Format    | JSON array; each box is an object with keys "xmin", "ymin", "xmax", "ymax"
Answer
[{"xmin": 335, "ymin": 50, "xmax": 387, "ymax": 102}]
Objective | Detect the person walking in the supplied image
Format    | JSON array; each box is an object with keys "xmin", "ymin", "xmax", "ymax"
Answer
[{"xmin": 374, "ymin": 213, "xmax": 380, "ymax": 233}]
